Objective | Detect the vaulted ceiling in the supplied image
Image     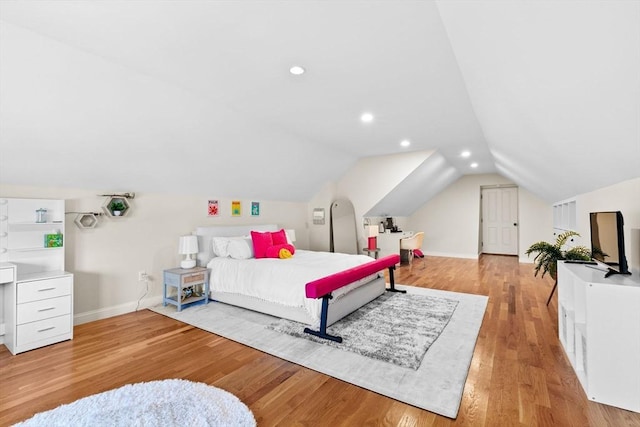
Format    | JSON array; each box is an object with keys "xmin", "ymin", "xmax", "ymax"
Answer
[{"xmin": 0, "ymin": 1, "xmax": 638, "ymax": 210}]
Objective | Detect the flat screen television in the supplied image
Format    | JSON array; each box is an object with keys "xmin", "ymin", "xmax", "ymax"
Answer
[{"xmin": 589, "ymin": 211, "xmax": 631, "ymax": 277}]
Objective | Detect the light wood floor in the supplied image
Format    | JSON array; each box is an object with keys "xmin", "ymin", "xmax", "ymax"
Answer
[{"xmin": 1, "ymin": 255, "xmax": 639, "ymax": 426}]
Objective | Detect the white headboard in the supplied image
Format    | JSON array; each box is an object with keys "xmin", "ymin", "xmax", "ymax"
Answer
[{"xmin": 194, "ymin": 224, "xmax": 279, "ymax": 267}]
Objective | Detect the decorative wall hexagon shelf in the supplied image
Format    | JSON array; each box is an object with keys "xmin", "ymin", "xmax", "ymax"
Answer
[
  {"xmin": 102, "ymin": 196, "xmax": 132, "ymax": 218},
  {"xmin": 74, "ymin": 213, "xmax": 99, "ymax": 229}
]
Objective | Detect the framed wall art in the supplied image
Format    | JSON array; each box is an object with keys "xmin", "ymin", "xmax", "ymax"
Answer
[
  {"xmin": 251, "ymin": 201, "xmax": 260, "ymax": 216},
  {"xmin": 231, "ymin": 200, "xmax": 241, "ymax": 216},
  {"xmin": 207, "ymin": 200, "xmax": 219, "ymax": 217}
]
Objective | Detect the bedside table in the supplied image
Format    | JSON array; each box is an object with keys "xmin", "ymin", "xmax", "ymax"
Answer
[{"xmin": 163, "ymin": 267, "xmax": 209, "ymax": 312}]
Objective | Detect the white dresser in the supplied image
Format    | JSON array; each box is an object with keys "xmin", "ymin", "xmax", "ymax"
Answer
[
  {"xmin": 3, "ymin": 270, "xmax": 73, "ymax": 354},
  {"xmin": 0, "ymin": 198, "xmax": 74, "ymax": 355}
]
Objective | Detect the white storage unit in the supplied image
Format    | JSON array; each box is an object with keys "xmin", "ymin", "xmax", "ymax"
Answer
[
  {"xmin": 552, "ymin": 199, "xmax": 579, "ymax": 245},
  {"xmin": 377, "ymin": 231, "xmax": 413, "ymax": 259},
  {"xmin": 557, "ymin": 261, "xmax": 640, "ymax": 412},
  {"xmin": 0, "ymin": 198, "xmax": 73, "ymax": 354}
]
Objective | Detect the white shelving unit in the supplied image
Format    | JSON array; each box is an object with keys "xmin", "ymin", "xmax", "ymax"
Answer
[
  {"xmin": 557, "ymin": 261, "xmax": 640, "ymax": 412},
  {"xmin": 552, "ymin": 199, "xmax": 579, "ymax": 246},
  {"xmin": 0, "ymin": 198, "xmax": 73, "ymax": 354}
]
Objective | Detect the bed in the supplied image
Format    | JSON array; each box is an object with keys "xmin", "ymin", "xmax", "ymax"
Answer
[{"xmin": 194, "ymin": 224, "xmax": 387, "ymax": 327}]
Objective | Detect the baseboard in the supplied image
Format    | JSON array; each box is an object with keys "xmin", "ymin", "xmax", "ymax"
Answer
[
  {"xmin": 74, "ymin": 295, "xmax": 163, "ymax": 325},
  {"xmin": 425, "ymin": 251, "xmax": 479, "ymax": 260}
]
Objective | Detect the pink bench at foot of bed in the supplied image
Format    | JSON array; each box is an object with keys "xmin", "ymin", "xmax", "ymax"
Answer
[
  {"xmin": 305, "ymin": 254, "xmax": 401, "ymax": 299},
  {"xmin": 303, "ymin": 254, "xmax": 402, "ymax": 343}
]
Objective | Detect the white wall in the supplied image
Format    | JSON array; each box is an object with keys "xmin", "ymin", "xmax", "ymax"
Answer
[
  {"xmin": 407, "ymin": 174, "xmax": 551, "ymax": 260},
  {"xmin": 0, "ymin": 184, "xmax": 308, "ymax": 326}
]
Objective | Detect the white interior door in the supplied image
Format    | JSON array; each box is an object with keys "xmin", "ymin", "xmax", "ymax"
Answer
[{"xmin": 482, "ymin": 187, "xmax": 519, "ymax": 255}]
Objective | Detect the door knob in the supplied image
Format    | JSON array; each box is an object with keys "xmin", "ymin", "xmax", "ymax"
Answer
[{"xmin": 513, "ymin": 223, "xmax": 518, "ymax": 226}]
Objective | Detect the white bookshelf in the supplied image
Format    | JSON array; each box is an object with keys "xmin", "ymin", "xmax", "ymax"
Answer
[
  {"xmin": 0, "ymin": 198, "xmax": 73, "ymax": 354},
  {"xmin": 557, "ymin": 261, "xmax": 640, "ymax": 412}
]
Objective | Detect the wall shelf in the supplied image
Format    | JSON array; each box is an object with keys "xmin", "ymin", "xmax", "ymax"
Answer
[
  {"xmin": 74, "ymin": 213, "xmax": 99, "ymax": 229},
  {"xmin": 102, "ymin": 196, "xmax": 131, "ymax": 218}
]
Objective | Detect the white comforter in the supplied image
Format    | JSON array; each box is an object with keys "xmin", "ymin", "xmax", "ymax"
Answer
[{"xmin": 206, "ymin": 250, "xmax": 378, "ymax": 321}]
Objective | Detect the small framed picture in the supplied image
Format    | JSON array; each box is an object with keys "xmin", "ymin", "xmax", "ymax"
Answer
[
  {"xmin": 231, "ymin": 200, "xmax": 241, "ymax": 217},
  {"xmin": 313, "ymin": 208, "xmax": 325, "ymax": 225},
  {"xmin": 251, "ymin": 201, "xmax": 260, "ymax": 216},
  {"xmin": 207, "ymin": 200, "xmax": 219, "ymax": 217}
]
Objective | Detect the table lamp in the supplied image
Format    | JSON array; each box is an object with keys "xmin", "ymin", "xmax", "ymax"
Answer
[
  {"xmin": 178, "ymin": 235, "xmax": 198, "ymax": 269},
  {"xmin": 285, "ymin": 229, "xmax": 297, "ymax": 244},
  {"xmin": 367, "ymin": 225, "xmax": 378, "ymax": 250}
]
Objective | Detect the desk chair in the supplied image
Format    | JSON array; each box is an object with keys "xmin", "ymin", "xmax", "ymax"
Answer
[{"xmin": 400, "ymin": 232, "xmax": 425, "ymax": 271}]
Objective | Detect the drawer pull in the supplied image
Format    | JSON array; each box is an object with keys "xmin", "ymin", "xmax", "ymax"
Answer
[
  {"xmin": 37, "ymin": 326, "xmax": 56, "ymax": 333},
  {"xmin": 38, "ymin": 287, "xmax": 56, "ymax": 292},
  {"xmin": 38, "ymin": 307, "xmax": 56, "ymax": 312}
]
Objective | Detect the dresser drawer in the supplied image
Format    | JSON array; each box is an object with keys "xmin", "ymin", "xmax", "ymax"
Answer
[
  {"xmin": 17, "ymin": 314, "xmax": 72, "ymax": 348},
  {"xmin": 17, "ymin": 295, "xmax": 71, "ymax": 325},
  {"xmin": 182, "ymin": 272, "xmax": 205, "ymax": 285},
  {"xmin": 0, "ymin": 267, "xmax": 14, "ymax": 284},
  {"xmin": 165, "ymin": 270, "xmax": 206, "ymax": 286},
  {"xmin": 17, "ymin": 276, "xmax": 72, "ymax": 304}
]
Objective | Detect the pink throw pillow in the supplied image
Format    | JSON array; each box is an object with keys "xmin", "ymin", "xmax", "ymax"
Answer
[
  {"xmin": 271, "ymin": 229, "xmax": 288, "ymax": 246},
  {"xmin": 251, "ymin": 231, "xmax": 273, "ymax": 259}
]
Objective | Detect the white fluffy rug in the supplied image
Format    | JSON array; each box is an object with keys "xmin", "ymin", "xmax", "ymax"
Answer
[
  {"xmin": 152, "ymin": 285, "xmax": 488, "ymax": 419},
  {"xmin": 14, "ymin": 379, "xmax": 256, "ymax": 427}
]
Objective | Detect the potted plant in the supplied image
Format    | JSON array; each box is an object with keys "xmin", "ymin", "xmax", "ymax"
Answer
[
  {"xmin": 525, "ymin": 230, "xmax": 591, "ymax": 305},
  {"xmin": 109, "ymin": 200, "xmax": 126, "ymax": 216}
]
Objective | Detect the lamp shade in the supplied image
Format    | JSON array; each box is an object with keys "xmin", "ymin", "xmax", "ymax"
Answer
[
  {"xmin": 367, "ymin": 225, "xmax": 379, "ymax": 238},
  {"xmin": 178, "ymin": 235, "xmax": 198, "ymax": 255},
  {"xmin": 285, "ymin": 229, "xmax": 297, "ymax": 243}
]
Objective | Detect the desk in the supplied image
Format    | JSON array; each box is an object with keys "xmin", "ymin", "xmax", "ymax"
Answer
[{"xmin": 377, "ymin": 231, "xmax": 413, "ymax": 259}]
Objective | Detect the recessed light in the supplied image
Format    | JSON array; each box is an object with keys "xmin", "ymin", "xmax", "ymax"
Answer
[
  {"xmin": 289, "ymin": 65, "xmax": 305, "ymax": 75},
  {"xmin": 360, "ymin": 112, "xmax": 374, "ymax": 123},
  {"xmin": 470, "ymin": 162, "xmax": 479, "ymax": 168},
  {"xmin": 400, "ymin": 139, "xmax": 411, "ymax": 147},
  {"xmin": 461, "ymin": 150, "xmax": 471, "ymax": 158}
]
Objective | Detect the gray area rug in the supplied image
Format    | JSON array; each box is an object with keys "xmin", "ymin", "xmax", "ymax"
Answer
[
  {"xmin": 14, "ymin": 379, "xmax": 255, "ymax": 427},
  {"xmin": 151, "ymin": 285, "xmax": 488, "ymax": 419},
  {"xmin": 268, "ymin": 293, "xmax": 458, "ymax": 370}
]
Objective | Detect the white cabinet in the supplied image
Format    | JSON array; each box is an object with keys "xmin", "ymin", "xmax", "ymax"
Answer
[
  {"xmin": 4, "ymin": 271, "xmax": 73, "ymax": 354},
  {"xmin": 557, "ymin": 262, "xmax": 640, "ymax": 412},
  {"xmin": 377, "ymin": 231, "xmax": 413, "ymax": 259},
  {"xmin": 0, "ymin": 198, "xmax": 74, "ymax": 354}
]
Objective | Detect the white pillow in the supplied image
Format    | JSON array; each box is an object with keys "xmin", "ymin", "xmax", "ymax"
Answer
[
  {"xmin": 227, "ymin": 238, "xmax": 254, "ymax": 259},
  {"xmin": 211, "ymin": 237, "xmax": 231, "ymax": 257}
]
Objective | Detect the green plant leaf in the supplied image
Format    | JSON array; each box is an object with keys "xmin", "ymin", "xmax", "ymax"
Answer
[{"xmin": 526, "ymin": 232, "xmax": 591, "ymax": 280}]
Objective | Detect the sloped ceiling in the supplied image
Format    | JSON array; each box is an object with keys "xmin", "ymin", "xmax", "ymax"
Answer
[
  {"xmin": 436, "ymin": 0, "xmax": 640, "ymax": 202},
  {"xmin": 0, "ymin": 1, "xmax": 638, "ymax": 208},
  {"xmin": 366, "ymin": 151, "xmax": 460, "ymax": 217}
]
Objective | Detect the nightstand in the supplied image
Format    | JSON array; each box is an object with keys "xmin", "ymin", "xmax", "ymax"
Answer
[{"xmin": 163, "ymin": 267, "xmax": 209, "ymax": 312}]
